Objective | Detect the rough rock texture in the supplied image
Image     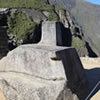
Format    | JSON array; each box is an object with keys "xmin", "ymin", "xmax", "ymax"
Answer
[
  {"xmin": 56, "ymin": 9, "xmax": 75, "ymax": 34},
  {"xmin": 0, "ymin": 8, "xmax": 89, "ymax": 57},
  {"xmin": 0, "ymin": 72, "xmax": 65, "ymax": 100},
  {"xmin": 0, "ymin": 45, "xmax": 67, "ymax": 80},
  {"xmin": 0, "ymin": 21, "xmax": 88, "ymax": 100},
  {"xmin": 40, "ymin": 21, "xmax": 88, "ymax": 57},
  {"xmin": 0, "ymin": 44, "xmax": 88, "ymax": 100}
]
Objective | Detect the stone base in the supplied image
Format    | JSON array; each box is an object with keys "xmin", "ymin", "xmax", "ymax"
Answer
[
  {"xmin": 0, "ymin": 44, "xmax": 88, "ymax": 99},
  {"xmin": 0, "ymin": 72, "xmax": 65, "ymax": 100}
]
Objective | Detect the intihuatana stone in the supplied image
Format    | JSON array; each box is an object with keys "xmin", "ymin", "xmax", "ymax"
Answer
[{"xmin": 0, "ymin": 21, "xmax": 88, "ymax": 100}]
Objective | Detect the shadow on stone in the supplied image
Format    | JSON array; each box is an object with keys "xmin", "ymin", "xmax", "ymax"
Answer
[
  {"xmin": 59, "ymin": 23, "xmax": 72, "ymax": 46},
  {"xmin": 56, "ymin": 48, "xmax": 88, "ymax": 100},
  {"xmin": 23, "ymin": 24, "xmax": 42, "ymax": 44},
  {"xmin": 85, "ymin": 68, "xmax": 100, "ymax": 100},
  {"xmin": 86, "ymin": 42, "xmax": 97, "ymax": 57}
]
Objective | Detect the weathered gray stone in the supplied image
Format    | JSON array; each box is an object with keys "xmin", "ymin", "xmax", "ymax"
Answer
[
  {"xmin": 0, "ymin": 44, "xmax": 88, "ymax": 99},
  {"xmin": 0, "ymin": 72, "xmax": 65, "ymax": 100},
  {"xmin": 0, "ymin": 20, "xmax": 88, "ymax": 100},
  {"xmin": 57, "ymin": 87, "xmax": 79, "ymax": 100},
  {"xmin": 0, "ymin": 44, "xmax": 67, "ymax": 80},
  {"xmin": 40, "ymin": 21, "xmax": 62, "ymax": 46}
]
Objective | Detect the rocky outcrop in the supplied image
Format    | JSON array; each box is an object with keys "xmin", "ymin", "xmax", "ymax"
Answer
[
  {"xmin": 0, "ymin": 21, "xmax": 88, "ymax": 100},
  {"xmin": 49, "ymin": 0, "xmax": 100, "ymax": 56},
  {"xmin": 9, "ymin": 8, "xmax": 47, "ymax": 23}
]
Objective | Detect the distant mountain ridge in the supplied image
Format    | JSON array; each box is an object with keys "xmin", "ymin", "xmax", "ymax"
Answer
[{"xmin": 49, "ymin": 0, "xmax": 100, "ymax": 56}]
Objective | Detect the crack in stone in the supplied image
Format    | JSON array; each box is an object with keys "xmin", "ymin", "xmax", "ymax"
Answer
[
  {"xmin": 0, "ymin": 79, "xmax": 19, "ymax": 100},
  {"xmin": 0, "ymin": 71, "xmax": 65, "ymax": 81}
]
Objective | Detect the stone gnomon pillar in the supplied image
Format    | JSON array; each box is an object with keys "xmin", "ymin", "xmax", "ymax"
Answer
[
  {"xmin": 0, "ymin": 21, "xmax": 88, "ymax": 100},
  {"xmin": 40, "ymin": 21, "xmax": 62, "ymax": 46}
]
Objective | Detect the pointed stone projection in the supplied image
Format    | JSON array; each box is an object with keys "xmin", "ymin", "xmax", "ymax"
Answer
[
  {"xmin": 0, "ymin": 21, "xmax": 88, "ymax": 100},
  {"xmin": 40, "ymin": 21, "xmax": 62, "ymax": 46}
]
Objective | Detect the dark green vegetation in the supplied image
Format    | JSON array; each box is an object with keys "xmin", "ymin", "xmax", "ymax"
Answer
[
  {"xmin": 7, "ymin": 11, "xmax": 37, "ymax": 45},
  {"xmin": 48, "ymin": 11, "xmax": 58, "ymax": 21},
  {"xmin": 0, "ymin": 0, "xmax": 50, "ymax": 11},
  {"xmin": 72, "ymin": 36, "xmax": 85, "ymax": 51},
  {"xmin": 5, "ymin": 0, "xmax": 60, "ymax": 45}
]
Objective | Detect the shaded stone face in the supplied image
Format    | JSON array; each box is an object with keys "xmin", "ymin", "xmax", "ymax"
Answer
[
  {"xmin": 0, "ymin": 27, "xmax": 7, "ymax": 48},
  {"xmin": 0, "ymin": 21, "xmax": 88, "ymax": 100},
  {"xmin": 40, "ymin": 21, "xmax": 63, "ymax": 46},
  {"xmin": 0, "ymin": 26, "xmax": 8, "ymax": 59}
]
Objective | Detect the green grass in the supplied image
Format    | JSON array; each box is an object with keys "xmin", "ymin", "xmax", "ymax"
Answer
[
  {"xmin": 0, "ymin": 0, "xmax": 52, "ymax": 11},
  {"xmin": 7, "ymin": 11, "xmax": 37, "ymax": 45}
]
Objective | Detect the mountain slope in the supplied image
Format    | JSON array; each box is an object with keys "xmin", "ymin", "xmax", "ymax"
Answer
[{"xmin": 49, "ymin": 0, "xmax": 100, "ymax": 56}]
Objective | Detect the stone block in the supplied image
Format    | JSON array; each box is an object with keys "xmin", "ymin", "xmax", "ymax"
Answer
[
  {"xmin": 40, "ymin": 21, "xmax": 62, "ymax": 46},
  {"xmin": 0, "ymin": 44, "xmax": 67, "ymax": 80}
]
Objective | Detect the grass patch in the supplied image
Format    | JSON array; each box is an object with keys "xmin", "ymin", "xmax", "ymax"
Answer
[
  {"xmin": 7, "ymin": 11, "xmax": 37, "ymax": 45},
  {"xmin": 0, "ymin": 0, "xmax": 53, "ymax": 11}
]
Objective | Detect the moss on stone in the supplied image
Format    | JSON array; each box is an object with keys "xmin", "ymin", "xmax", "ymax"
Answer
[
  {"xmin": 72, "ymin": 36, "xmax": 85, "ymax": 51},
  {"xmin": 55, "ymin": 6, "xmax": 65, "ymax": 11},
  {"xmin": 0, "ymin": 0, "xmax": 53, "ymax": 11},
  {"xmin": 48, "ymin": 11, "xmax": 58, "ymax": 21}
]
